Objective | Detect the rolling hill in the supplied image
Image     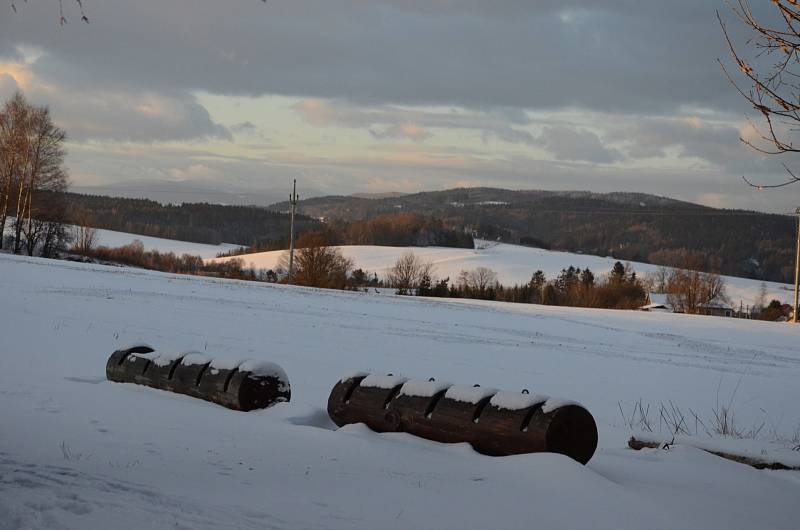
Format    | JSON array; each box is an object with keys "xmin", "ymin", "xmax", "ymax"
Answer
[{"xmin": 271, "ymin": 187, "xmax": 797, "ymax": 283}]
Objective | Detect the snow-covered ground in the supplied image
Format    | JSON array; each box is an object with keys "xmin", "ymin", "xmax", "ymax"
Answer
[
  {"xmin": 212, "ymin": 242, "xmax": 794, "ymax": 308},
  {"xmin": 1, "ymin": 252, "xmax": 799, "ymax": 529},
  {"xmin": 90, "ymin": 228, "xmax": 240, "ymax": 259},
  {"xmin": 2, "ymin": 220, "xmax": 240, "ymax": 259}
]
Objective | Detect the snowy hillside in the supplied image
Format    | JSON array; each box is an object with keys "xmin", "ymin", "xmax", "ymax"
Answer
[
  {"xmin": 2, "ymin": 220, "xmax": 239, "ymax": 259},
  {"xmin": 89, "ymin": 228, "xmax": 240, "ymax": 259},
  {"xmin": 213, "ymin": 242, "xmax": 794, "ymax": 308},
  {"xmin": 1, "ymin": 253, "xmax": 799, "ymax": 529}
]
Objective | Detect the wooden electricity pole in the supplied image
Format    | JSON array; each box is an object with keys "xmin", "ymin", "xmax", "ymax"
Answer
[
  {"xmin": 793, "ymin": 207, "xmax": 800, "ymax": 323},
  {"xmin": 287, "ymin": 179, "xmax": 299, "ymax": 285}
]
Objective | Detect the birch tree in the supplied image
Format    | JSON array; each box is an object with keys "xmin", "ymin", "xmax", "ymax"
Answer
[{"xmin": 0, "ymin": 91, "xmax": 69, "ymax": 255}]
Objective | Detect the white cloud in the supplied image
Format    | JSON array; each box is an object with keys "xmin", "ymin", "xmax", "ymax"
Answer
[{"xmin": 0, "ymin": 53, "xmax": 230, "ymax": 143}]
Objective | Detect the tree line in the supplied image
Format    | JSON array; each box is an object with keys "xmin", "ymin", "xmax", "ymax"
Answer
[
  {"xmin": 58, "ymin": 193, "xmax": 474, "ymax": 253},
  {"xmin": 58, "ymin": 192, "xmax": 321, "ymax": 246},
  {"xmin": 380, "ymin": 251, "xmax": 739, "ymax": 314},
  {"xmin": 385, "ymin": 254, "xmax": 649, "ymax": 310}
]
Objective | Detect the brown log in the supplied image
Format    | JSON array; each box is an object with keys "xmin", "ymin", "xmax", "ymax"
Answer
[
  {"xmin": 627, "ymin": 436, "xmax": 800, "ymax": 471},
  {"xmin": 326, "ymin": 375, "xmax": 405, "ymax": 432},
  {"xmin": 328, "ymin": 374, "xmax": 598, "ymax": 464},
  {"xmin": 105, "ymin": 345, "xmax": 155, "ymax": 383},
  {"xmin": 169, "ymin": 355, "xmax": 211, "ymax": 398},
  {"xmin": 105, "ymin": 347, "xmax": 290, "ymax": 411}
]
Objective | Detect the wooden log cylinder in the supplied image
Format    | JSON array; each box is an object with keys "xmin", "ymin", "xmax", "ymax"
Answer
[
  {"xmin": 106, "ymin": 346, "xmax": 290, "ymax": 411},
  {"xmin": 327, "ymin": 374, "xmax": 598, "ymax": 464}
]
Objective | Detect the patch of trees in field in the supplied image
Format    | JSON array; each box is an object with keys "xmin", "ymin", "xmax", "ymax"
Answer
[
  {"xmin": 381, "ymin": 251, "xmax": 739, "ymax": 314},
  {"xmin": 381, "ymin": 252, "xmax": 649, "ymax": 310}
]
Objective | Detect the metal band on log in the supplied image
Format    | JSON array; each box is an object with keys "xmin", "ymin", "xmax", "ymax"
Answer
[
  {"xmin": 328, "ymin": 373, "xmax": 598, "ymax": 464},
  {"xmin": 106, "ymin": 345, "xmax": 290, "ymax": 411}
]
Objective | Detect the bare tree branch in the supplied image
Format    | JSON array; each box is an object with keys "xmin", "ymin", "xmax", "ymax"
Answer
[{"xmin": 719, "ymin": 1, "xmax": 800, "ymax": 188}]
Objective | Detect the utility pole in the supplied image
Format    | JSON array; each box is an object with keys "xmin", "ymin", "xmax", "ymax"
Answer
[
  {"xmin": 287, "ymin": 179, "xmax": 299, "ymax": 285},
  {"xmin": 793, "ymin": 206, "xmax": 800, "ymax": 323}
]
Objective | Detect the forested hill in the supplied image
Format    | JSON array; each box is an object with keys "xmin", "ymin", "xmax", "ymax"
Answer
[
  {"xmin": 271, "ymin": 188, "xmax": 797, "ymax": 283},
  {"xmin": 60, "ymin": 192, "xmax": 474, "ymax": 251},
  {"xmin": 61, "ymin": 192, "xmax": 322, "ymax": 246}
]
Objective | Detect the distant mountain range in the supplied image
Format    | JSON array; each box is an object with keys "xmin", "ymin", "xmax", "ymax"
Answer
[
  {"xmin": 270, "ymin": 187, "xmax": 797, "ymax": 283},
  {"xmin": 72, "ymin": 179, "xmax": 306, "ymax": 208},
  {"xmin": 349, "ymin": 192, "xmax": 408, "ymax": 200},
  {"xmin": 271, "ymin": 188, "xmax": 702, "ymax": 219}
]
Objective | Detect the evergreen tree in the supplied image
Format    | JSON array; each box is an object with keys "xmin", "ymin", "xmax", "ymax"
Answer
[
  {"xmin": 529, "ymin": 270, "xmax": 546, "ymax": 303},
  {"xmin": 610, "ymin": 261, "xmax": 626, "ymax": 283},
  {"xmin": 417, "ymin": 273, "xmax": 432, "ymax": 296}
]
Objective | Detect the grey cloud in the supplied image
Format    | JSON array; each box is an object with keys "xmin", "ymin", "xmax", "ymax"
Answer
[
  {"xmin": 4, "ymin": 1, "xmax": 795, "ymax": 213},
  {"xmin": 17, "ymin": 66, "xmax": 231, "ymax": 143},
  {"xmin": 231, "ymin": 121, "xmax": 257, "ymax": 134},
  {"xmin": 70, "ymin": 140, "xmax": 797, "ymax": 213},
  {"xmin": 369, "ymin": 123, "xmax": 430, "ymax": 142},
  {"xmin": 293, "ymin": 99, "xmax": 536, "ymax": 144},
  {"xmin": 63, "ymin": 91, "xmax": 231, "ymax": 143},
  {"xmin": 538, "ymin": 126, "xmax": 623, "ymax": 164},
  {"xmin": 0, "ymin": 0, "xmax": 760, "ymax": 114},
  {"xmin": 619, "ymin": 117, "xmax": 784, "ymax": 175}
]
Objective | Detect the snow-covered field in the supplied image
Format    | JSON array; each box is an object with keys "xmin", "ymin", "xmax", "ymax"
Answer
[
  {"xmin": 90, "ymin": 228, "xmax": 240, "ymax": 259},
  {"xmin": 2, "ymin": 220, "xmax": 240, "ymax": 259},
  {"xmin": 1, "ymin": 253, "xmax": 799, "ymax": 529},
  {"xmin": 213, "ymin": 242, "xmax": 794, "ymax": 308}
]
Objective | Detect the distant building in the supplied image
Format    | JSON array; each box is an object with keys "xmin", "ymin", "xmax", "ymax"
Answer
[
  {"xmin": 640, "ymin": 293, "xmax": 735, "ymax": 318},
  {"xmin": 639, "ymin": 293, "xmax": 672, "ymax": 312},
  {"xmin": 697, "ymin": 297, "xmax": 733, "ymax": 318}
]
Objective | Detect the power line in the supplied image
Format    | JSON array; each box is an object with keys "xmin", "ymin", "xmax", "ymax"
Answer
[{"xmin": 287, "ymin": 180, "xmax": 299, "ymax": 286}]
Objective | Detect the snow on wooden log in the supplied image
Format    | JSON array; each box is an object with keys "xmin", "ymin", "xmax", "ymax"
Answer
[
  {"xmin": 327, "ymin": 373, "xmax": 598, "ymax": 464},
  {"xmin": 105, "ymin": 346, "xmax": 290, "ymax": 411}
]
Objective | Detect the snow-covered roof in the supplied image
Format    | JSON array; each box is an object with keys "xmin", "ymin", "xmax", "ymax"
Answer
[
  {"xmin": 639, "ymin": 303, "xmax": 671, "ymax": 311},
  {"xmin": 640, "ymin": 293, "xmax": 672, "ymax": 311},
  {"xmin": 697, "ymin": 297, "xmax": 733, "ymax": 310},
  {"xmin": 649, "ymin": 293, "xmax": 668, "ymax": 306}
]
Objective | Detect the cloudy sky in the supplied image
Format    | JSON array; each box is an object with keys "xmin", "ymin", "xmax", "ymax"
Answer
[{"xmin": 1, "ymin": 1, "xmax": 797, "ymax": 212}]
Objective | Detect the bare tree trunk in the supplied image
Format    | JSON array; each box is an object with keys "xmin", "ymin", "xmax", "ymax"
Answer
[
  {"xmin": 0, "ymin": 174, "xmax": 10, "ymax": 249},
  {"xmin": 24, "ymin": 190, "xmax": 35, "ymax": 256},
  {"xmin": 12, "ymin": 181, "xmax": 26, "ymax": 254},
  {"xmin": 0, "ymin": 129, "xmax": 20, "ymax": 251}
]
